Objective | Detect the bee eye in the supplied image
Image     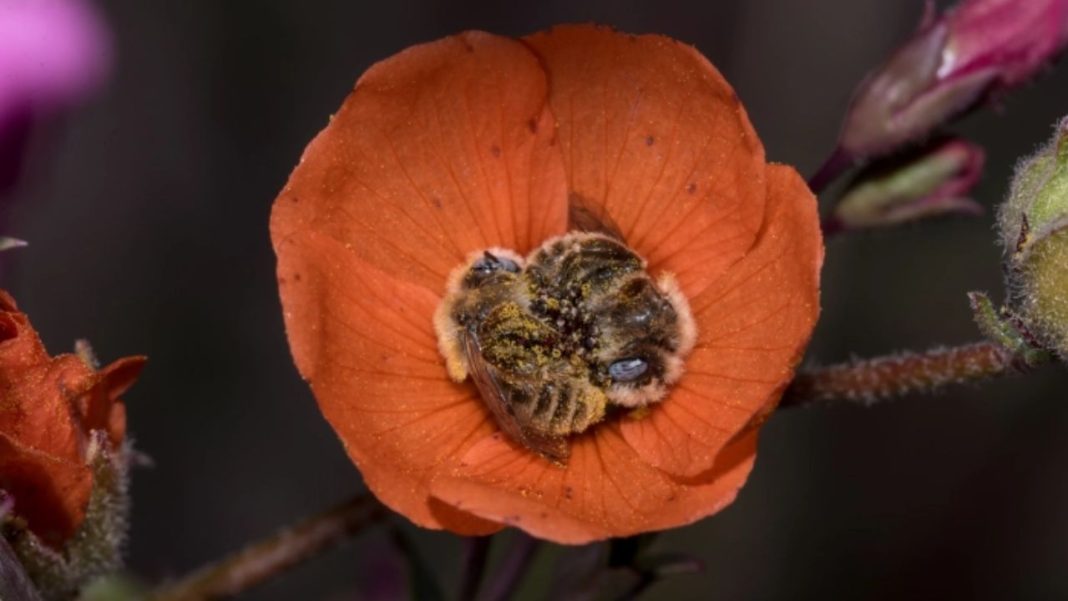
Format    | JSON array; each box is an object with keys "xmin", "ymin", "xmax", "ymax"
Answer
[
  {"xmin": 472, "ymin": 252, "xmax": 520, "ymax": 275},
  {"xmin": 608, "ymin": 358, "xmax": 648, "ymax": 382}
]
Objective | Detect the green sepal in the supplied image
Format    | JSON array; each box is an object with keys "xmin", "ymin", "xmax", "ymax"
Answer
[
  {"xmin": 968, "ymin": 292, "xmax": 1052, "ymax": 367},
  {"xmin": 7, "ymin": 432, "xmax": 131, "ymax": 601}
]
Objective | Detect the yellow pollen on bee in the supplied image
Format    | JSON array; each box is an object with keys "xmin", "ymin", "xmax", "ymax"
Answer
[
  {"xmin": 432, "ymin": 233, "xmax": 698, "ymax": 462},
  {"xmin": 626, "ymin": 406, "xmax": 652, "ymax": 421}
]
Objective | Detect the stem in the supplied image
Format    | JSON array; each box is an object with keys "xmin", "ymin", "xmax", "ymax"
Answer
[
  {"xmin": 152, "ymin": 495, "xmax": 387, "ymax": 601},
  {"xmin": 458, "ymin": 536, "xmax": 492, "ymax": 601},
  {"xmin": 807, "ymin": 147, "xmax": 854, "ymax": 195},
  {"xmin": 781, "ymin": 341, "xmax": 1033, "ymax": 408},
  {"xmin": 481, "ymin": 535, "xmax": 541, "ymax": 601}
]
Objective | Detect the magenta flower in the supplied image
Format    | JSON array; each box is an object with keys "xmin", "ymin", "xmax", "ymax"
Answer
[
  {"xmin": 815, "ymin": 0, "xmax": 1068, "ymax": 189},
  {"xmin": 0, "ymin": 0, "xmax": 111, "ymax": 193},
  {"xmin": 944, "ymin": 0, "xmax": 1068, "ymax": 89}
]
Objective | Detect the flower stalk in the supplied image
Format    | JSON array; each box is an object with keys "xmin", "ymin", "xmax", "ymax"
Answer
[
  {"xmin": 151, "ymin": 495, "xmax": 386, "ymax": 601},
  {"xmin": 781, "ymin": 341, "xmax": 1046, "ymax": 407}
]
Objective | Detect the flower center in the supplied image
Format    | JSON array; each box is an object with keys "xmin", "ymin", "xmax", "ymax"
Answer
[{"xmin": 433, "ymin": 232, "xmax": 696, "ymax": 462}]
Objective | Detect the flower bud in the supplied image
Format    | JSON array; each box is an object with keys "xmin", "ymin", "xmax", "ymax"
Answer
[
  {"xmin": 998, "ymin": 118, "xmax": 1068, "ymax": 359},
  {"xmin": 837, "ymin": 0, "xmax": 1068, "ymax": 162},
  {"xmin": 0, "ymin": 238, "xmax": 26, "ymax": 252},
  {"xmin": 828, "ymin": 139, "xmax": 984, "ymax": 233},
  {"xmin": 12, "ymin": 433, "xmax": 131, "ymax": 600},
  {"xmin": 0, "ymin": 294, "xmax": 145, "ymax": 598}
]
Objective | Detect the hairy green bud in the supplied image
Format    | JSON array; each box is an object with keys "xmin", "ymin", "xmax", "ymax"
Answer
[
  {"xmin": 999, "ymin": 118, "xmax": 1068, "ymax": 359},
  {"xmin": 9, "ymin": 433, "xmax": 131, "ymax": 601}
]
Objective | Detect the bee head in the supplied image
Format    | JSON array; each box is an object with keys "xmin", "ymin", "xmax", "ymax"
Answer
[
  {"xmin": 608, "ymin": 357, "xmax": 649, "ymax": 382},
  {"xmin": 461, "ymin": 250, "xmax": 523, "ymax": 289},
  {"xmin": 594, "ymin": 272, "xmax": 696, "ymax": 409},
  {"xmin": 602, "ymin": 349, "xmax": 679, "ymax": 408}
]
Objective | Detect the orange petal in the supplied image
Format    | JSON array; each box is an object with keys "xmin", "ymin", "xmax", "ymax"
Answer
[
  {"xmin": 65, "ymin": 355, "xmax": 145, "ymax": 447},
  {"xmin": 271, "ymin": 31, "xmax": 568, "ymax": 294},
  {"xmin": 276, "ymin": 228, "xmax": 500, "ymax": 535},
  {"xmin": 431, "ymin": 425, "xmax": 757, "ymax": 544},
  {"xmin": 621, "ymin": 164, "xmax": 822, "ymax": 477},
  {"xmin": 0, "ymin": 433, "xmax": 91, "ymax": 548},
  {"xmin": 0, "ymin": 302, "xmax": 90, "ymax": 546},
  {"xmin": 0, "ymin": 357, "xmax": 83, "ymax": 470},
  {"xmin": 94, "ymin": 355, "xmax": 146, "ymax": 444},
  {"xmin": 522, "ymin": 25, "xmax": 767, "ymax": 298}
]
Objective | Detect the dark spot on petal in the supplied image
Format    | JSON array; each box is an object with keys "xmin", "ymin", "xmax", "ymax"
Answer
[
  {"xmin": 461, "ymin": 38, "xmax": 475, "ymax": 52},
  {"xmin": 431, "ymin": 196, "xmax": 443, "ymax": 209},
  {"xmin": 563, "ymin": 486, "xmax": 574, "ymax": 500},
  {"xmin": 293, "ymin": 273, "xmax": 302, "ymax": 282},
  {"xmin": 290, "ymin": 195, "xmax": 300, "ymax": 203},
  {"xmin": 645, "ymin": 135, "xmax": 655, "ymax": 146},
  {"xmin": 527, "ymin": 117, "xmax": 539, "ymax": 133},
  {"xmin": 686, "ymin": 182, "xmax": 697, "ymax": 195},
  {"xmin": 539, "ymin": 511, "xmax": 548, "ymax": 519},
  {"xmin": 490, "ymin": 145, "xmax": 501, "ymax": 158}
]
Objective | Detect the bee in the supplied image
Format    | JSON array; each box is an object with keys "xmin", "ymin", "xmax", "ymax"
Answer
[{"xmin": 434, "ymin": 232, "xmax": 696, "ymax": 464}]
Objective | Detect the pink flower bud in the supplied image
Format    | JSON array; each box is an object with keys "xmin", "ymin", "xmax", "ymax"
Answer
[
  {"xmin": 837, "ymin": 0, "xmax": 1068, "ymax": 162},
  {"xmin": 945, "ymin": 0, "xmax": 1068, "ymax": 89},
  {"xmin": 828, "ymin": 139, "xmax": 985, "ymax": 233}
]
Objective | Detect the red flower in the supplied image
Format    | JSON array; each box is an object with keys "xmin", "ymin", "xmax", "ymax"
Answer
[
  {"xmin": 0, "ymin": 291, "xmax": 144, "ymax": 548},
  {"xmin": 272, "ymin": 25, "xmax": 822, "ymax": 543}
]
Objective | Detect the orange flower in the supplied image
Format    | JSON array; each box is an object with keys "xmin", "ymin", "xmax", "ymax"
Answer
[
  {"xmin": 0, "ymin": 291, "xmax": 144, "ymax": 548},
  {"xmin": 271, "ymin": 25, "xmax": 822, "ymax": 543}
]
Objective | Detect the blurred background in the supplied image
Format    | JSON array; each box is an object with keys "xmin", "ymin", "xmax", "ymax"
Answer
[{"xmin": 5, "ymin": 0, "xmax": 1068, "ymax": 599}]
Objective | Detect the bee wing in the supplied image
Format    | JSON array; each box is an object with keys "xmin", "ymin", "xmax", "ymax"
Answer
[
  {"xmin": 461, "ymin": 329, "xmax": 569, "ymax": 463},
  {"xmin": 567, "ymin": 193, "xmax": 624, "ymax": 240}
]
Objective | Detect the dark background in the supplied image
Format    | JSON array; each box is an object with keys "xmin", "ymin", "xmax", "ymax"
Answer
[{"xmin": 6, "ymin": 1, "xmax": 1068, "ymax": 599}]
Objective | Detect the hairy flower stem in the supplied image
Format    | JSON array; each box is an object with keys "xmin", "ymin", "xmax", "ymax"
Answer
[
  {"xmin": 781, "ymin": 341, "xmax": 1043, "ymax": 407},
  {"xmin": 151, "ymin": 495, "xmax": 386, "ymax": 601}
]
